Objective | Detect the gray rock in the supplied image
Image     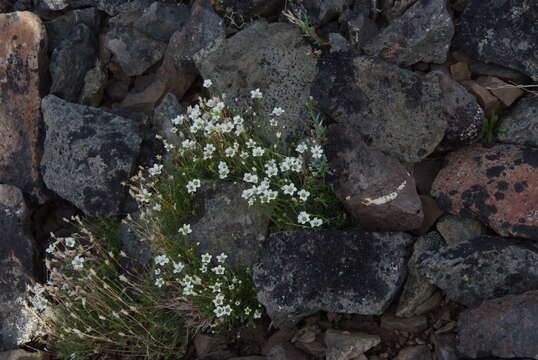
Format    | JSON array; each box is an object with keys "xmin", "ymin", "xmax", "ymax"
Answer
[
  {"xmin": 118, "ymin": 219, "xmax": 153, "ymax": 269},
  {"xmin": 152, "ymin": 93, "xmax": 184, "ymax": 147},
  {"xmin": 328, "ymin": 32, "xmax": 350, "ymax": 53},
  {"xmin": 436, "ymin": 214, "xmax": 485, "ymax": 246},
  {"xmin": 39, "ymin": 0, "xmax": 135, "ymax": 15},
  {"xmin": 266, "ymin": 344, "xmax": 310, "ymax": 360},
  {"xmin": 430, "ymin": 333, "xmax": 458, "ymax": 360},
  {"xmin": 289, "ymin": 0, "xmax": 351, "ymax": 26},
  {"xmin": 79, "ymin": 60, "xmax": 108, "ymax": 106},
  {"xmin": 457, "ymin": 290, "xmax": 538, "ymax": 359},
  {"xmin": 312, "ymin": 52, "xmax": 448, "ymax": 162},
  {"xmin": 395, "ymin": 345, "xmax": 432, "ymax": 360},
  {"xmin": 325, "ymin": 124, "xmax": 423, "ymax": 231},
  {"xmin": 0, "ymin": 185, "xmax": 37, "ymax": 351},
  {"xmin": 49, "ymin": 23, "xmax": 98, "ymax": 102},
  {"xmin": 498, "ymin": 96, "xmax": 538, "ymax": 148},
  {"xmin": 0, "ymin": 350, "xmax": 40, "ymax": 360},
  {"xmin": 363, "ymin": 0, "xmax": 454, "ymax": 66},
  {"xmin": 426, "ymin": 71, "xmax": 483, "ymax": 152},
  {"xmin": 194, "ymin": 20, "xmax": 317, "ymax": 146},
  {"xmin": 41, "ymin": 95, "xmax": 142, "ymax": 217},
  {"xmin": 416, "ymin": 235, "xmax": 538, "ymax": 307},
  {"xmin": 45, "ymin": 7, "xmax": 102, "ymax": 51},
  {"xmin": 341, "ymin": 12, "xmax": 378, "ymax": 49},
  {"xmin": 211, "ymin": 0, "xmax": 284, "ymax": 20},
  {"xmin": 190, "ymin": 182, "xmax": 269, "ymax": 270},
  {"xmin": 324, "ymin": 330, "xmax": 380, "ymax": 360},
  {"xmin": 381, "ymin": 314, "xmax": 427, "ymax": 333},
  {"xmin": 133, "ymin": 2, "xmax": 189, "ymax": 42},
  {"xmin": 253, "ymin": 229, "xmax": 414, "ymax": 325},
  {"xmin": 381, "ymin": 0, "xmax": 418, "ymax": 22},
  {"xmin": 454, "ymin": 0, "xmax": 538, "ymax": 81},
  {"xmin": 469, "ymin": 62, "xmax": 531, "ymax": 84}
]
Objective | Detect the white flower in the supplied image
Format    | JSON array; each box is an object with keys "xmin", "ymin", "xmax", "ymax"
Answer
[
  {"xmin": 250, "ymin": 88, "xmax": 263, "ymax": 99},
  {"xmin": 243, "ymin": 172, "xmax": 259, "ymax": 184},
  {"xmin": 276, "ymin": 131, "xmax": 282, "ymax": 139},
  {"xmin": 214, "ymin": 306, "xmax": 225, "ymax": 318},
  {"xmin": 271, "ymin": 107, "xmax": 285, "ymax": 116},
  {"xmin": 225, "ymin": 143, "xmax": 239, "ymax": 158},
  {"xmin": 203, "ymin": 79, "xmax": 213, "ymax": 88},
  {"xmin": 181, "ymin": 139, "xmax": 196, "ymax": 149},
  {"xmin": 222, "ymin": 305, "xmax": 233, "ymax": 316},
  {"xmin": 119, "ymin": 275, "xmax": 128, "ymax": 283},
  {"xmin": 246, "ymin": 139, "xmax": 257, "ymax": 148},
  {"xmin": 296, "ymin": 142, "xmax": 308, "ymax": 154},
  {"xmin": 311, "ymin": 145, "xmax": 323, "ymax": 159},
  {"xmin": 152, "ymin": 203, "xmax": 162, "ymax": 212},
  {"xmin": 218, "ymin": 161, "xmax": 230, "ymax": 179},
  {"xmin": 309, "ymin": 217, "xmax": 323, "ymax": 227},
  {"xmin": 253, "ymin": 310, "xmax": 262, "ymax": 319},
  {"xmin": 216, "ymin": 253, "xmax": 228, "ymax": 263},
  {"xmin": 297, "ymin": 189, "xmax": 310, "ymax": 201},
  {"xmin": 154, "ymin": 268, "xmax": 161, "ymax": 275},
  {"xmin": 72, "ymin": 255, "xmax": 85, "ymax": 270},
  {"xmin": 212, "ymin": 294, "xmax": 225, "ymax": 306},
  {"xmin": 186, "ymin": 179, "xmax": 201, "ymax": 193},
  {"xmin": 201, "ymin": 253, "xmax": 212, "ymax": 263},
  {"xmin": 46, "ymin": 244, "xmax": 55, "ymax": 254},
  {"xmin": 171, "ymin": 115, "xmax": 185, "ymax": 126},
  {"xmin": 297, "ymin": 211, "xmax": 311, "ymax": 225},
  {"xmin": 228, "ymin": 283, "xmax": 235, "ymax": 290},
  {"xmin": 211, "ymin": 265, "xmax": 225, "ymax": 275},
  {"xmin": 173, "ymin": 262, "xmax": 185, "ymax": 274},
  {"xmin": 65, "ymin": 237, "xmax": 76, "ymax": 248},
  {"xmin": 148, "ymin": 163, "xmax": 163, "ymax": 177},
  {"xmin": 242, "ymin": 187, "xmax": 256, "ymax": 200},
  {"xmin": 240, "ymin": 151, "xmax": 249, "ymax": 159},
  {"xmin": 290, "ymin": 157, "xmax": 303, "ymax": 172},
  {"xmin": 252, "ymin": 147, "xmax": 265, "ymax": 157},
  {"xmin": 155, "ymin": 278, "xmax": 165, "ymax": 288},
  {"xmin": 244, "ymin": 307, "xmax": 252, "ymax": 315},
  {"xmin": 265, "ymin": 162, "xmax": 278, "ymax": 178},
  {"xmin": 203, "ymin": 144, "xmax": 216, "ymax": 160},
  {"xmin": 200, "ymin": 264, "xmax": 208, "ymax": 273},
  {"xmin": 178, "ymin": 224, "xmax": 192, "ymax": 236},
  {"xmin": 155, "ymin": 254, "xmax": 170, "ymax": 266},
  {"xmin": 183, "ymin": 283, "xmax": 196, "ymax": 296},
  {"xmin": 282, "ymin": 183, "xmax": 297, "ymax": 195},
  {"xmin": 218, "ymin": 122, "xmax": 234, "ymax": 133},
  {"xmin": 269, "ymin": 118, "xmax": 278, "ymax": 127},
  {"xmin": 233, "ymin": 115, "xmax": 244, "ymax": 125}
]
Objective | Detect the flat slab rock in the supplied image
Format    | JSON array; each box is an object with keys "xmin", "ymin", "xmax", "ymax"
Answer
[
  {"xmin": 312, "ymin": 51, "xmax": 448, "ymax": 163},
  {"xmin": 498, "ymin": 96, "xmax": 538, "ymax": 148},
  {"xmin": 41, "ymin": 95, "xmax": 142, "ymax": 216},
  {"xmin": 457, "ymin": 290, "xmax": 538, "ymax": 359},
  {"xmin": 253, "ymin": 229, "xmax": 414, "ymax": 325},
  {"xmin": 432, "ymin": 143, "xmax": 538, "ymax": 239},
  {"xmin": 0, "ymin": 12, "xmax": 48, "ymax": 202},
  {"xmin": 454, "ymin": 0, "xmax": 538, "ymax": 81},
  {"xmin": 416, "ymin": 235, "xmax": 538, "ymax": 307}
]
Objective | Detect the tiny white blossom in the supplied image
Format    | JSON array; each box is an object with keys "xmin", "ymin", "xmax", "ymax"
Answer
[
  {"xmin": 269, "ymin": 118, "xmax": 278, "ymax": 127},
  {"xmin": 244, "ymin": 307, "xmax": 252, "ymax": 315},
  {"xmin": 254, "ymin": 310, "xmax": 262, "ymax": 319},
  {"xmin": 181, "ymin": 139, "xmax": 196, "ymax": 149},
  {"xmin": 214, "ymin": 306, "xmax": 225, "ymax": 317},
  {"xmin": 250, "ymin": 88, "xmax": 263, "ymax": 99},
  {"xmin": 233, "ymin": 115, "xmax": 244, "ymax": 125},
  {"xmin": 148, "ymin": 163, "xmax": 163, "ymax": 177},
  {"xmin": 246, "ymin": 139, "xmax": 257, "ymax": 148},
  {"xmin": 212, "ymin": 294, "xmax": 225, "ymax": 306},
  {"xmin": 243, "ymin": 172, "xmax": 259, "ymax": 184},
  {"xmin": 271, "ymin": 107, "xmax": 285, "ymax": 116},
  {"xmin": 222, "ymin": 305, "xmax": 233, "ymax": 316},
  {"xmin": 297, "ymin": 189, "xmax": 310, "ymax": 201},
  {"xmin": 310, "ymin": 217, "xmax": 323, "ymax": 227},
  {"xmin": 152, "ymin": 203, "xmax": 162, "ymax": 212},
  {"xmin": 178, "ymin": 224, "xmax": 192, "ymax": 236},
  {"xmin": 186, "ymin": 179, "xmax": 201, "ymax": 193},
  {"xmin": 155, "ymin": 278, "xmax": 164, "ymax": 288},
  {"xmin": 203, "ymin": 79, "xmax": 213, "ymax": 88},
  {"xmin": 216, "ymin": 253, "xmax": 228, "ymax": 263},
  {"xmin": 72, "ymin": 255, "xmax": 85, "ymax": 270},
  {"xmin": 183, "ymin": 283, "xmax": 196, "ymax": 296},
  {"xmin": 173, "ymin": 262, "xmax": 185, "ymax": 274},
  {"xmin": 240, "ymin": 151, "xmax": 249, "ymax": 159},
  {"xmin": 311, "ymin": 145, "xmax": 323, "ymax": 159},
  {"xmin": 265, "ymin": 162, "xmax": 278, "ymax": 178},
  {"xmin": 154, "ymin": 268, "xmax": 161, "ymax": 275},
  {"xmin": 212, "ymin": 265, "xmax": 225, "ymax": 275},
  {"xmin": 296, "ymin": 142, "xmax": 308, "ymax": 154},
  {"xmin": 171, "ymin": 115, "xmax": 185, "ymax": 126},
  {"xmin": 65, "ymin": 237, "xmax": 76, "ymax": 248},
  {"xmin": 203, "ymin": 144, "xmax": 216, "ymax": 160},
  {"xmin": 276, "ymin": 131, "xmax": 282, "ymax": 139},
  {"xmin": 46, "ymin": 244, "xmax": 55, "ymax": 254},
  {"xmin": 155, "ymin": 254, "xmax": 170, "ymax": 266},
  {"xmin": 252, "ymin": 147, "xmax": 265, "ymax": 157},
  {"xmin": 201, "ymin": 253, "xmax": 212, "ymax": 263},
  {"xmin": 297, "ymin": 211, "xmax": 311, "ymax": 225},
  {"xmin": 218, "ymin": 161, "xmax": 230, "ymax": 179},
  {"xmin": 282, "ymin": 183, "xmax": 297, "ymax": 195}
]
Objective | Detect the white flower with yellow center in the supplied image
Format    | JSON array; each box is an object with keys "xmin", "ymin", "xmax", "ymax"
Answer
[{"xmin": 297, "ymin": 211, "xmax": 311, "ymax": 225}]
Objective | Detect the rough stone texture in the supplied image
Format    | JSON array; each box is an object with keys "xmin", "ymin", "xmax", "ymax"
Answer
[
  {"xmin": 266, "ymin": 344, "xmax": 309, "ymax": 360},
  {"xmin": 412, "ymin": 195, "xmax": 443, "ymax": 235},
  {"xmin": 363, "ymin": 0, "xmax": 454, "ymax": 66},
  {"xmin": 426, "ymin": 71, "xmax": 483, "ymax": 152},
  {"xmin": 340, "ymin": 12, "xmax": 377, "ymax": 49},
  {"xmin": 133, "ymin": 2, "xmax": 189, "ymax": 43},
  {"xmin": 498, "ymin": 96, "xmax": 538, "ymax": 148},
  {"xmin": 469, "ymin": 62, "xmax": 531, "ymax": 84},
  {"xmin": 436, "ymin": 214, "xmax": 485, "ymax": 246},
  {"xmin": 253, "ymin": 229, "xmax": 414, "ymax": 325},
  {"xmin": 41, "ymin": 95, "xmax": 142, "ymax": 216},
  {"xmin": 49, "ymin": 23, "xmax": 98, "ymax": 102},
  {"xmin": 0, "ymin": 350, "xmax": 40, "ymax": 360},
  {"xmin": 416, "ymin": 235, "xmax": 538, "ymax": 307},
  {"xmin": 431, "ymin": 143, "xmax": 538, "ymax": 239},
  {"xmin": 0, "ymin": 12, "xmax": 48, "ymax": 202},
  {"xmin": 380, "ymin": 314, "xmax": 427, "ymax": 333},
  {"xmin": 454, "ymin": 0, "xmax": 538, "ymax": 81},
  {"xmin": 210, "ymin": 0, "xmax": 284, "ymax": 20},
  {"xmin": 326, "ymin": 124, "xmax": 423, "ymax": 231},
  {"xmin": 79, "ymin": 61, "xmax": 108, "ymax": 106},
  {"xmin": 119, "ymin": 78, "xmax": 167, "ymax": 112},
  {"xmin": 457, "ymin": 290, "xmax": 538, "ymax": 359},
  {"xmin": 324, "ymin": 330, "xmax": 380, "ymax": 360},
  {"xmin": 475, "ymin": 76, "xmax": 524, "ymax": 107},
  {"xmin": 118, "ymin": 218, "xmax": 153, "ymax": 269},
  {"xmin": 431, "ymin": 333, "xmax": 458, "ymax": 360},
  {"xmin": 152, "ymin": 93, "xmax": 184, "ymax": 147},
  {"xmin": 159, "ymin": 0, "xmax": 224, "ymax": 100},
  {"xmin": 39, "ymin": 0, "xmax": 135, "ymax": 16},
  {"xmin": 460, "ymin": 80, "xmax": 501, "ymax": 118},
  {"xmin": 449, "ymin": 62, "xmax": 471, "ymax": 81},
  {"xmin": 194, "ymin": 20, "xmax": 317, "ymax": 146},
  {"xmin": 395, "ymin": 345, "xmax": 432, "ymax": 360},
  {"xmin": 190, "ymin": 183, "xmax": 269, "ymax": 270},
  {"xmin": 312, "ymin": 52, "xmax": 448, "ymax": 163},
  {"xmin": 45, "ymin": 7, "xmax": 102, "ymax": 52},
  {"xmin": 381, "ymin": 0, "xmax": 417, "ymax": 22},
  {"xmin": 0, "ymin": 185, "xmax": 37, "ymax": 351},
  {"xmin": 289, "ymin": 0, "xmax": 351, "ymax": 26}
]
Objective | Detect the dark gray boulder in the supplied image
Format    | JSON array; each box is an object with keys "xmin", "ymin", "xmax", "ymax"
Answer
[
  {"xmin": 498, "ymin": 96, "xmax": 538, "ymax": 148},
  {"xmin": 152, "ymin": 93, "xmax": 184, "ymax": 147},
  {"xmin": 41, "ymin": 95, "xmax": 142, "ymax": 217},
  {"xmin": 45, "ymin": 7, "xmax": 102, "ymax": 52},
  {"xmin": 416, "ymin": 236, "xmax": 538, "ymax": 307},
  {"xmin": 38, "ymin": 0, "xmax": 135, "ymax": 15},
  {"xmin": 363, "ymin": 0, "xmax": 454, "ymax": 66},
  {"xmin": 312, "ymin": 51, "xmax": 448, "ymax": 163},
  {"xmin": 435, "ymin": 214, "xmax": 485, "ymax": 246},
  {"xmin": 454, "ymin": 0, "xmax": 538, "ymax": 81},
  {"xmin": 253, "ymin": 229, "xmax": 414, "ymax": 325}
]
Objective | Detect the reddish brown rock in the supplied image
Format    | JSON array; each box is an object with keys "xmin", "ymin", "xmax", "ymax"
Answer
[
  {"xmin": 476, "ymin": 75, "xmax": 524, "ymax": 107},
  {"xmin": 461, "ymin": 80, "xmax": 500, "ymax": 117},
  {"xmin": 432, "ymin": 144, "xmax": 538, "ymax": 239},
  {"xmin": 449, "ymin": 62, "xmax": 471, "ymax": 81},
  {"xmin": 0, "ymin": 12, "xmax": 48, "ymax": 202}
]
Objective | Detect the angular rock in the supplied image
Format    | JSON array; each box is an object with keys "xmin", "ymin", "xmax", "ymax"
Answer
[
  {"xmin": 45, "ymin": 7, "xmax": 102, "ymax": 52},
  {"xmin": 380, "ymin": 314, "xmax": 427, "ymax": 333},
  {"xmin": 430, "ymin": 333, "xmax": 458, "ymax": 360},
  {"xmin": 432, "ymin": 143, "xmax": 538, "ymax": 239},
  {"xmin": 289, "ymin": 0, "xmax": 351, "ymax": 26},
  {"xmin": 37, "ymin": 0, "xmax": 126, "ymax": 15},
  {"xmin": 469, "ymin": 62, "xmax": 531, "ymax": 84},
  {"xmin": 326, "ymin": 124, "xmax": 423, "ymax": 231},
  {"xmin": 395, "ymin": 345, "xmax": 432, "ymax": 360},
  {"xmin": 449, "ymin": 62, "xmax": 471, "ymax": 81},
  {"xmin": 152, "ymin": 93, "xmax": 184, "ymax": 147},
  {"xmin": 0, "ymin": 12, "xmax": 48, "ymax": 202},
  {"xmin": 210, "ymin": 0, "xmax": 284, "ymax": 20},
  {"xmin": 159, "ymin": 0, "xmax": 224, "ymax": 100},
  {"xmin": 253, "ymin": 229, "xmax": 414, "ymax": 325},
  {"xmin": 41, "ymin": 95, "xmax": 142, "ymax": 216},
  {"xmin": 363, "ymin": 0, "xmax": 454, "ymax": 66},
  {"xmin": 416, "ymin": 236, "xmax": 538, "ymax": 307},
  {"xmin": 341, "ymin": 12, "xmax": 378, "ymax": 49},
  {"xmin": 435, "ymin": 214, "xmax": 485, "ymax": 246},
  {"xmin": 194, "ymin": 20, "xmax": 317, "ymax": 146},
  {"xmin": 426, "ymin": 71, "xmax": 483, "ymax": 151},
  {"xmin": 119, "ymin": 78, "xmax": 167, "ymax": 111},
  {"xmin": 0, "ymin": 185, "xmax": 37, "ymax": 351},
  {"xmin": 454, "ymin": 0, "xmax": 538, "ymax": 81},
  {"xmin": 0, "ymin": 349, "xmax": 40, "ymax": 360},
  {"xmin": 328, "ymin": 33, "xmax": 350, "ymax": 53},
  {"xmin": 266, "ymin": 344, "xmax": 309, "ymax": 360},
  {"xmin": 190, "ymin": 182, "xmax": 269, "ymax": 270},
  {"xmin": 312, "ymin": 52, "xmax": 448, "ymax": 162},
  {"xmin": 460, "ymin": 80, "xmax": 501, "ymax": 117},
  {"xmin": 79, "ymin": 60, "xmax": 108, "ymax": 106},
  {"xmin": 412, "ymin": 195, "xmax": 443, "ymax": 235},
  {"xmin": 49, "ymin": 23, "xmax": 98, "ymax": 102},
  {"xmin": 132, "ymin": 2, "xmax": 189, "ymax": 43},
  {"xmin": 324, "ymin": 330, "xmax": 380, "ymax": 360},
  {"xmin": 498, "ymin": 96, "xmax": 538, "ymax": 148},
  {"xmin": 457, "ymin": 290, "xmax": 538, "ymax": 359},
  {"xmin": 381, "ymin": 0, "xmax": 417, "ymax": 22},
  {"xmin": 475, "ymin": 76, "xmax": 524, "ymax": 107}
]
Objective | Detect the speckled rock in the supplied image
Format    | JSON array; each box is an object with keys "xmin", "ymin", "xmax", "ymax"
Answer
[
  {"xmin": 363, "ymin": 0, "xmax": 454, "ymax": 66},
  {"xmin": 210, "ymin": 0, "xmax": 284, "ymax": 20},
  {"xmin": 79, "ymin": 61, "xmax": 108, "ymax": 106},
  {"xmin": 454, "ymin": 0, "xmax": 538, "ymax": 81},
  {"xmin": 194, "ymin": 20, "xmax": 317, "ymax": 146},
  {"xmin": 498, "ymin": 96, "xmax": 538, "ymax": 148},
  {"xmin": 416, "ymin": 236, "xmax": 538, "ymax": 307},
  {"xmin": 395, "ymin": 345, "xmax": 432, "ymax": 360},
  {"xmin": 0, "ymin": 12, "xmax": 48, "ymax": 203},
  {"xmin": 436, "ymin": 214, "xmax": 485, "ymax": 246},
  {"xmin": 152, "ymin": 93, "xmax": 184, "ymax": 147},
  {"xmin": 41, "ymin": 95, "xmax": 142, "ymax": 216},
  {"xmin": 312, "ymin": 52, "xmax": 448, "ymax": 163},
  {"xmin": 324, "ymin": 330, "xmax": 380, "ymax": 360},
  {"xmin": 457, "ymin": 290, "xmax": 538, "ymax": 359},
  {"xmin": 432, "ymin": 143, "xmax": 538, "ymax": 239},
  {"xmin": 190, "ymin": 182, "xmax": 269, "ymax": 270},
  {"xmin": 38, "ymin": 0, "xmax": 137, "ymax": 16},
  {"xmin": 326, "ymin": 124, "xmax": 423, "ymax": 231},
  {"xmin": 289, "ymin": 0, "xmax": 351, "ymax": 26},
  {"xmin": 381, "ymin": 0, "xmax": 417, "ymax": 22},
  {"xmin": 253, "ymin": 229, "xmax": 414, "ymax": 325},
  {"xmin": 0, "ymin": 185, "xmax": 37, "ymax": 351},
  {"xmin": 45, "ymin": 7, "xmax": 102, "ymax": 52}
]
